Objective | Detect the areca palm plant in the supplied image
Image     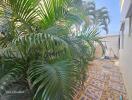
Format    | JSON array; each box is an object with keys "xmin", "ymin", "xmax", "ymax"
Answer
[{"xmin": 0, "ymin": 0, "xmax": 106, "ymax": 100}]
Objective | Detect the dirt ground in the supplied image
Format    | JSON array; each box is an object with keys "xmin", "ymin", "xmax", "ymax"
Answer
[{"xmin": 74, "ymin": 59, "xmax": 128, "ymax": 100}]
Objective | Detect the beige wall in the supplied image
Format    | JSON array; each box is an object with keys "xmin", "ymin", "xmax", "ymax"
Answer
[
  {"xmin": 95, "ymin": 35, "xmax": 119, "ymax": 58},
  {"xmin": 120, "ymin": 0, "xmax": 132, "ymax": 98},
  {"xmin": 103, "ymin": 35, "xmax": 119, "ymax": 58},
  {"xmin": 95, "ymin": 44, "xmax": 103, "ymax": 58},
  {"xmin": 119, "ymin": 18, "xmax": 132, "ymax": 100}
]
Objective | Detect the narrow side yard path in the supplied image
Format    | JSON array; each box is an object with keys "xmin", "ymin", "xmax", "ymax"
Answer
[{"xmin": 74, "ymin": 59, "xmax": 128, "ymax": 100}]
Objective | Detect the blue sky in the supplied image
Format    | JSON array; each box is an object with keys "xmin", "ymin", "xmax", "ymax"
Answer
[{"xmin": 95, "ymin": 0, "xmax": 120, "ymax": 35}]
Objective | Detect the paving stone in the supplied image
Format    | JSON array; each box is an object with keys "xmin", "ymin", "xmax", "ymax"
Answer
[
  {"xmin": 109, "ymin": 81, "xmax": 126, "ymax": 93},
  {"xmin": 74, "ymin": 60, "xmax": 128, "ymax": 100},
  {"xmin": 84, "ymin": 85, "xmax": 103, "ymax": 100},
  {"xmin": 89, "ymin": 79, "xmax": 105, "ymax": 90}
]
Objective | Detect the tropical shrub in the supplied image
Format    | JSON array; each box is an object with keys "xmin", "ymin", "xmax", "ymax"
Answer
[{"xmin": 0, "ymin": 0, "xmax": 108, "ymax": 100}]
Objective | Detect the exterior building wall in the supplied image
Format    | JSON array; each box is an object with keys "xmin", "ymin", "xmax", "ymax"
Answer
[
  {"xmin": 119, "ymin": 37, "xmax": 132, "ymax": 100},
  {"xmin": 103, "ymin": 35, "xmax": 119, "ymax": 58},
  {"xmin": 95, "ymin": 43, "xmax": 103, "ymax": 58},
  {"xmin": 120, "ymin": 0, "xmax": 132, "ymax": 99},
  {"xmin": 120, "ymin": 0, "xmax": 131, "ymax": 20},
  {"xmin": 120, "ymin": 18, "xmax": 132, "ymax": 100},
  {"xmin": 120, "ymin": 0, "xmax": 124, "ymax": 11},
  {"xmin": 95, "ymin": 35, "xmax": 119, "ymax": 58}
]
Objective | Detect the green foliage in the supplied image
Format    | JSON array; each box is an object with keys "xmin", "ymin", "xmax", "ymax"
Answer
[
  {"xmin": 28, "ymin": 61, "xmax": 77, "ymax": 100},
  {"xmin": 0, "ymin": 0, "xmax": 108, "ymax": 100},
  {"xmin": 84, "ymin": 1, "xmax": 110, "ymax": 34},
  {"xmin": 71, "ymin": 0, "xmax": 110, "ymax": 34}
]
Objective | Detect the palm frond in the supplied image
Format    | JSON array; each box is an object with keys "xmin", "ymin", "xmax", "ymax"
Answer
[
  {"xmin": 28, "ymin": 60, "xmax": 78, "ymax": 100},
  {"xmin": 6, "ymin": 0, "xmax": 39, "ymax": 23}
]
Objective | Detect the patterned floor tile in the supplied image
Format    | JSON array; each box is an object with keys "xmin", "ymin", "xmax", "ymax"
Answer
[
  {"xmin": 109, "ymin": 81, "xmax": 126, "ymax": 93},
  {"xmin": 74, "ymin": 60, "xmax": 128, "ymax": 100},
  {"xmin": 84, "ymin": 85, "xmax": 103, "ymax": 100},
  {"xmin": 88, "ymin": 79, "xmax": 105, "ymax": 90}
]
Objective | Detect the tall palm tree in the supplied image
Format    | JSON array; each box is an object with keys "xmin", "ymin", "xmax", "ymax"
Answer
[
  {"xmin": 0, "ymin": 0, "xmax": 105, "ymax": 100},
  {"xmin": 69, "ymin": 1, "xmax": 110, "ymax": 34},
  {"xmin": 84, "ymin": 1, "xmax": 110, "ymax": 34}
]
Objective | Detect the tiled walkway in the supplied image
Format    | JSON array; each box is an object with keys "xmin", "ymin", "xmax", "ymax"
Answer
[{"xmin": 74, "ymin": 59, "xmax": 128, "ymax": 100}]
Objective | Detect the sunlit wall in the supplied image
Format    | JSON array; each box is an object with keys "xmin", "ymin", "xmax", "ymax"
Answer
[{"xmin": 120, "ymin": 0, "xmax": 124, "ymax": 11}]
